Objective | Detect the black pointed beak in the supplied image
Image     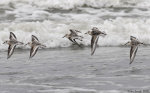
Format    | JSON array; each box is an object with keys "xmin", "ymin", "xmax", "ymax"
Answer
[
  {"xmin": 102, "ymin": 31, "xmax": 107, "ymax": 35},
  {"xmin": 25, "ymin": 43, "xmax": 28, "ymax": 46},
  {"xmin": 76, "ymin": 30, "xmax": 81, "ymax": 33},
  {"xmin": 79, "ymin": 36, "xmax": 84, "ymax": 39},
  {"xmin": 103, "ymin": 33, "xmax": 107, "ymax": 35},
  {"xmin": 124, "ymin": 42, "xmax": 130, "ymax": 45}
]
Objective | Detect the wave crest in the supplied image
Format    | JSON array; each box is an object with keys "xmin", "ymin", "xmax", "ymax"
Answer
[
  {"xmin": 0, "ymin": 17, "xmax": 150, "ymax": 50},
  {"xmin": 1, "ymin": 0, "xmax": 150, "ymax": 10}
]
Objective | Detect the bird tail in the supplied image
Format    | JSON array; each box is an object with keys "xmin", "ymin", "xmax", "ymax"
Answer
[{"xmin": 41, "ymin": 44, "xmax": 46, "ymax": 48}]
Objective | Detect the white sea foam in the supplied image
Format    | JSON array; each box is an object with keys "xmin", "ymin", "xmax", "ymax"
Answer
[
  {"xmin": 0, "ymin": 0, "xmax": 150, "ymax": 50},
  {"xmin": 0, "ymin": 17, "xmax": 150, "ymax": 50},
  {"xmin": 0, "ymin": 0, "xmax": 149, "ymax": 23},
  {"xmin": 0, "ymin": 0, "xmax": 150, "ymax": 9}
]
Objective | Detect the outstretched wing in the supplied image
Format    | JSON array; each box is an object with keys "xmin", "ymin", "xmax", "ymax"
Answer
[
  {"xmin": 68, "ymin": 37, "xmax": 75, "ymax": 43},
  {"xmin": 91, "ymin": 35, "xmax": 99, "ymax": 55},
  {"xmin": 130, "ymin": 45, "xmax": 138, "ymax": 64},
  {"xmin": 130, "ymin": 36, "xmax": 137, "ymax": 40},
  {"xmin": 69, "ymin": 36, "xmax": 82, "ymax": 47},
  {"xmin": 30, "ymin": 45, "xmax": 39, "ymax": 58},
  {"xmin": 7, "ymin": 44, "xmax": 16, "ymax": 59},
  {"xmin": 10, "ymin": 32, "xmax": 17, "ymax": 40},
  {"xmin": 73, "ymin": 39, "xmax": 82, "ymax": 48},
  {"xmin": 75, "ymin": 30, "xmax": 81, "ymax": 33},
  {"xmin": 130, "ymin": 36, "xmax": 139, "ymax": 43},
  {"xmin": 70, "ymin": 29, "xmax": 78, "ymax": 36},
  {"xmin": 32, "ymin": 35, "xmax": 39, "ymax": 42}
]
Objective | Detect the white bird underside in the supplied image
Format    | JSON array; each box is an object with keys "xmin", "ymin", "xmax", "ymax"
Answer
[
  {"xmin": 30, "ymin": 45, "xmax": 39, "ymax": 58},
  {"xmin": 7, "ymin": 44, "xmax": 17, "ymax": 59},
  {"xmin": 29, "ymin": 35, "xmax": 46, "ymax": 58},
  {"xmin": 130, "ymin": 45, "xmax": 138, "ymax": 64},
  {"xmin": 7, "ymin": 32, "xmax": 18, "ymax": 59},
  {"xmin": 91, "ymin": 35, "xmax": 99, "ymax": 55}
]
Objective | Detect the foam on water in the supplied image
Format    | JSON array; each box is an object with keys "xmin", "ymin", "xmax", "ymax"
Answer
[
  {"xmin": 0, "ymin": 0, "xmax": 149, "ymax": 21},
  {"xmin": 0, "ymin": 17, "xmax": 150, "ymax": 50},
  {"xmin": 1, "ymin": 0, "xmax": 150, "ymax": 9},
  {"xmin": 0, "ymin": 0, "xmax": 150, "ymax": 50}
]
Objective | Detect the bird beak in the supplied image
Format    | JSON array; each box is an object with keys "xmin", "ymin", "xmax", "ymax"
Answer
[
  {"xmin": 102, "ymin": 31, "xmax": 107, "ymax": 35},
  {"xmin": 76, "ymin": 30, "xmax": 81, "ymax": 33},
  {"xmin": 124, "ymin": 42, "xmax": 130, "ymax": 45},
  {"xmin": 80, "ymin": 36, "xmax": 84, "ymax": 38},
  {"xmin": 84, "ymin": 32, "xmax": 88, "ymax": 34},
  {"xmin": 62, "ymin": 35, "xmax": 65, "ymax": 38},
  {"xmin": 103, "ymin": 33, "xmax": 107, "ymax": 35},
  {"xmin": 25, "ymin": 43, "xmax": 28, "ymax": 46}
]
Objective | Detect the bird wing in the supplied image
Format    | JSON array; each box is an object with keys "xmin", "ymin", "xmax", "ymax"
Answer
[
  {"xmin": 91, "ymin": 35, "xmax": 99, "ymax": 55},
  {"xmin": 32, "ymin": 35, "xmax": 39, "ymax": 42},
  {"xmin": 7, "ymin": 44, "xmax": 16, "ymax": 59},
  {"xmin": 68, "ymin": 37, "xmax": 82, "ymax": 47},
  {"xmin": 30, "ymin": 45, "xmax": 39, "ymax": 58},
  {"xmin": 130, "ymin": 36, "xmax": 139, "ymax": 43},
  {"xmin": 130, "ymin": 36, "xmax": 137, "ymax": 40},
  {"xmin": 10, "ymin": 32, "xmax": 17, "ymax": 40},
  {"xmin": 73, "ymin": 39, "xmax": 82, "ymax": 48},
  {"xmin": 68, "ymin": 37, "xmax": 75, "ymax": 43},
  {"xmin": 75, "ymin": 30, "xmax": 81, "ymax": 33},
  {"xmin": 70, "ymin": 30, "xmax": 78, "ymax": 36},
  {"xmin": 130, "ymin": 45, "xmax": 138, "ymax": 64}
]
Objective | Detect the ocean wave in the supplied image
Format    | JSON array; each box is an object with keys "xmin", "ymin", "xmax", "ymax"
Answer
[
  {"xmin": 0, "ymin": 17, "xmax": 150, "ymax": 50},
  {"xmin": 0, "ymin": 0, "xmax": 149, "ymax": 23},
  {"xmin": 0, "ymin": 0, "xmax": 150, "ymax": 10}
]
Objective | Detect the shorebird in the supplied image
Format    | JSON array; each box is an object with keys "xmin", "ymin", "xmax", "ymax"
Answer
[
  {"xmin": 125, "ymin": 36, "xmax": 144, "ymax": 64},
  {"xmin": 85, "ymin": 27, "xmax": 107, "ymax": 55},
  {"xmin": 63, "ymin": 29, "xmax": 83, "ymax": 47},
  {"xmin": 26, "ymin": 35, "xmax": 46, "ymax": 58},
  {"xmin": 3, "ymin": 32, "xmax": 24, "ymax": 59}
]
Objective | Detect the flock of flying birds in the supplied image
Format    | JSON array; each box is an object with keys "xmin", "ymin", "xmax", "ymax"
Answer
[
  {"xmin": 3, "ymin": 27, "xmax": 144, "ymax": 64},
  {"xmin": 3, "ymin": 32, "xmax": 46, "ymax": 59}
]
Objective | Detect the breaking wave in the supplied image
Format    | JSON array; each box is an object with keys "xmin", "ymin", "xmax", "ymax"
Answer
[
  {"xmin": 1, "ymin": 0, "xmax": 150, "ymax": 10},
  {"xmin": 0, "ymin": 0, "xmax": 150, "ymax": 50},
  {"xmin": 0, "ymin": 17, "xmax": 150, "ymax": 50}
]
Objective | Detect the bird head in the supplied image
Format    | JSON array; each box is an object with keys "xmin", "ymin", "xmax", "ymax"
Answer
[
  {"xmin": 85, "ymin": 31, "xmax": 91, "ymax": 35},
  {"xmin": 75, "ymin": 30, "xmax": 81, "ymax": 33},
  {"xmin": 25, "ymin": 42, "xmax": 32, "ymax": 46},
  {"xmin": 62, "ymin": 34, "xmax": 69, "ymax": 38},
  {"xmin": 130, "ymin": 36, "xmax": 137, "ymax": 40},
  {"xmin": 92, "ymin": 27, "xmax": 99, "ymax": 31},
  {"xmin": 70, "ymin": 29, "xmax": 81, "ymax": 33},
  {"xmin": 101, "ymin": 31, "xmax": 107, "ymax": 36}
]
